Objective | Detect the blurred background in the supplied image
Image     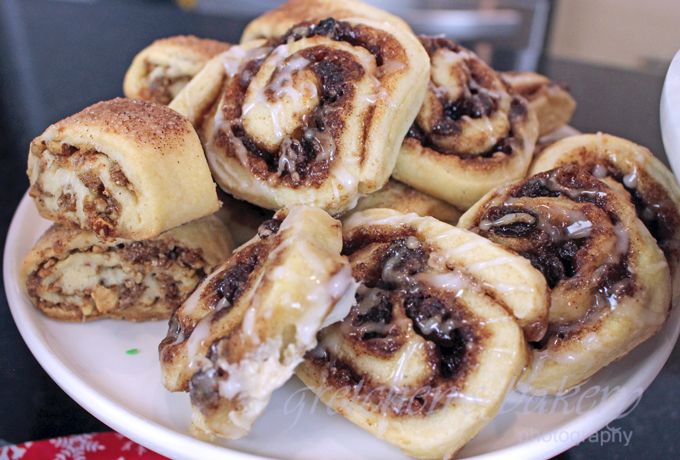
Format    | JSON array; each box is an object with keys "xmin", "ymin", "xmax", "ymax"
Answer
[{"xmin": 1, "ymin": 1, "xmax": 679, "ymax": 459}]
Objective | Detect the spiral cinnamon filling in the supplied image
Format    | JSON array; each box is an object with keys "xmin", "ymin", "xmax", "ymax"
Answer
[
  {"xmin": 160, "ymin": 217, "xmax": 282, "ymax": 366},
  {"xmin": 311, "ymin": 231, "xmax": 485, "ymax": 416},
  {"xmin": 29, "ymin": 141, "xmax": 135, "ymax": 238},
  {"xmin": 470, "ymin": 166, "xmax": 638, "ymax": 347},
  {"xmin": 404, "ymin": 36, "xmax": 529, "ymax": 160},
  {"xmin": 209, "ymin": 18, "xmax": 405, "ymax": 188}
]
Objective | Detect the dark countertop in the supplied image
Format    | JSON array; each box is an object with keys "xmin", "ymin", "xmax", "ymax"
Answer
[{"xmin": 1, "ymin": 0, "xmax": 678, "ymax": 458}]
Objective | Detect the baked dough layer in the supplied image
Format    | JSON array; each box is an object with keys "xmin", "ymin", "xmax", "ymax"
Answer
[
  {"xmin": 502, "ymin": 71, "xmax": 576, "ymax": 137},
  {"xmin": 21, "ymin": 215, "xmax": 232, "ymax": 322},
  {"xmin": 124, "ymin": 35, "xmax": 232, "ymax": 105},
  {"xmin": 28, "ymin": 98, "xmax": 219, "ymax": 240},
  {"xmin": 345, "ymin": 179, "xmax": 462, "ymax": 225}
]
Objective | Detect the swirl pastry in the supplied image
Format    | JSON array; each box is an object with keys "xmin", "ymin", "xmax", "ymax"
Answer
[
  {"xmin": 393, "ymin": 37, "xmax": 539, "ymax": 211},
  {"xmin": 20, "ymin": 215, "xmax": 232, "ymax": 322},
  {"xmin": 297, "ymin": 209, "xmax": 550, "ymax": 460},
  {"xmin": 28, "ymin": 98, "xmax": 219, "ymax": 240},
  {"xmin": 501, "ymin": 71, "xmax": 576, "ymax": 137},
  {"xmin": 169, "ymin": 17, "xmax": 430, "ymax": 214},
  {"xmin": 346, "ymin": 179, "xmax": 462, "ymax": 225},
  {"xmin": 123, "ymin": 36, "xmax": 232, "ymax": 105},
  {"xmin": 240, "ymin": 0, "xmax": 411, "ymax": 43},
  {"xmin": 458, "ymin": 165, "xmax": 671, "ymax": 394},
  {"xmin": 529, "ymin": 133, "xmax": 680, "ymax": 298},
  {"xmin": 159, "ymin": 206, "xmax": 357, "ymax": 439}
]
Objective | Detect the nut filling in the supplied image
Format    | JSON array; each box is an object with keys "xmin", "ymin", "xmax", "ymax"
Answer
[
  {"xmin": 29, "ymin": 141, "xmax": 136, "ymax": 238},
  {"xmin": 211, "ymin": 18, "xmax": 404, "ymax": 188},
  {"xmin": 26, "ymin": 240, "xmax": 207, "ymax": 321},
  {"xmin": 311, "ymin": 233, "xmax": 484, "ymax": 416}
]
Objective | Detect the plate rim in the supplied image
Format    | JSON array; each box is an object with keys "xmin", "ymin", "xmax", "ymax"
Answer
[{"xmin": 5, "ymin": 189, "xmax": 680, "ymax": 460}]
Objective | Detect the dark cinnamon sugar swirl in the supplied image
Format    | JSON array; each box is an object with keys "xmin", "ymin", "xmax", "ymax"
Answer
[
  {"xmin": 297, "ymin": 209, "xmax": 549, "ymax": 459},
  {"xmin": 159, "ymin": 206, "xmax": 356, "ymax": 440},
  {"xmin": 169, "ymin": 17, "xmax": 429, "ymax": 214},
  {"xmin": 529, "ymin": 133, "xmax": 680, "ymax": 298},
  {"xmin": 393, "ymin": 37, "xmax": 539, "ymax": 211},
  {"xmin": 20, "ymin": 215, "xmax": 232, "ymax": 322},
  {"xmin": 459, "ymin": 165, "xmax": 671, "ymax": 394},
  {"xmin": 123, "ymin": 36, "xmax": 232, "ymax": 105}
]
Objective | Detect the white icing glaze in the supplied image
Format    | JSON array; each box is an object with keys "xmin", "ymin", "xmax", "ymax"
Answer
[{"xmin": 592, "ymin": 163, "xmax": 608, "ymax": 179}]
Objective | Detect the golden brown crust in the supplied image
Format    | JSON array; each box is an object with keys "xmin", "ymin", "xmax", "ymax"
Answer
[
  {"xmin": 346, "ymin": 179, "xmax": 462, "ymax": 225},
  {"xmin": 52, "ymin": 98, "xmax": 191, "ymax": 150},
  {"xmin": 154, "ymin": 35, "xmax": 232, "ymax": 58}
]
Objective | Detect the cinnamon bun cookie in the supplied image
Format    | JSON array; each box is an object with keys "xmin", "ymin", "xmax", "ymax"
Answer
[
  {"xmin": 347, "ymin": 179, "xmax": 463, "ymax": 225},
  {"xmin": 28, "ymin": 98, "xmax": 219, "ymax": 240},
  {"xmin": 458, "ymin": 165, "xmax": 671, "ymax": 394},
  {"xmin": 393, "ymin": 37, "xmax": 539, "ymax": 211},
  {"xmin": 169, "ymin": 17, "xmax": 429, "ymax": 214},
  {"xmin": 159, "ymin": 206, "xmax": 357, "ymax": 440},
  {"xmin": 20, "ymin": 215, "xmax": 232, "ymax": 322},
  {"xmin": 124, "ymin": 36, "xmax": 232, "ymax": 105},
  {"xmin": 529, "ymin": 133, "xmax": 680, "ymax": 298},
  {"xmin": 240, "ymin": 0, "xmax": 411, "ymax": 43},
  {"xmin": 501, "ymin": 71, "xmax": 576, "ymax": 137},
  {"xmin": 297, "ymin": 209, "xmax": 549, "ymax": 460}
]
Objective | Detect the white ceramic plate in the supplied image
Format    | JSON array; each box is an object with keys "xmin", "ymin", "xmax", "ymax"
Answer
[{"xmin": 5, "ymin": 121, "xmax": 680, "ymax": 460}]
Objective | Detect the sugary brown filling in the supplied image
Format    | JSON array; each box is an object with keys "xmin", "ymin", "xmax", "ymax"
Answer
[
  {"xmin": 311, "ymin": 232, "xmax": 481, "ymax": 416},
  {"xmin": 214, "ymin": 18, "xmax": 393, "ymax": 188},
  {"xmin": 31, "ymin": 143, "xmax": 134, "ymax": 238},
  {"xmin": 26, "ymin": 240, "xmax": 206, "ymax": 319}
]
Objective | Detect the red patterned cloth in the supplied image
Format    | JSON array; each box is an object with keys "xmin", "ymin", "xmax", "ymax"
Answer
[{"xmin": 0, "ymin": 432, "xmax": 169, "ymax": 460}]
